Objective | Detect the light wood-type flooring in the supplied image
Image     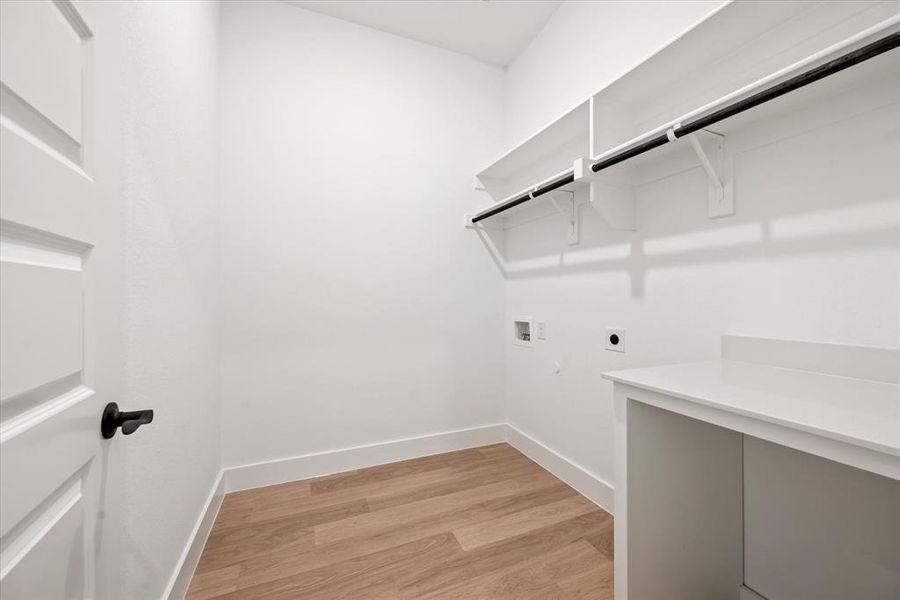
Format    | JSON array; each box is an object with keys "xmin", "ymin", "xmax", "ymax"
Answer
[{"xmin": 186, "ymin": 443, "xmax": 614, "ymax": 599}]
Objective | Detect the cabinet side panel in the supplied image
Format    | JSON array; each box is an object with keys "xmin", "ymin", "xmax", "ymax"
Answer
[{"xmin": 627, "ymin": 400, "xmax": 743, "ymax": 600}]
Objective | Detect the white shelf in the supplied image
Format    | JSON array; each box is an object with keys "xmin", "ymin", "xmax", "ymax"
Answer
[
  {"xmin": 475, "ymin": 101, "xmax": 589, "ymax": 202},
  {"xmin": 590, "ymin": 0, "xmax": 900, "ymax": 158},
  {"xmin": 467, "ymin": 0, "xmax": 900, "ymax": 228},
  {"xmin": 600, "ymin": 46, "xmax": 900, "ymax": 188}
]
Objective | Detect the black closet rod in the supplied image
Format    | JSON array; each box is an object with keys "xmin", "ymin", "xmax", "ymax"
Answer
[
  {"xmin": 472, "ymin": 30, "xmax": 900, "ymax": 225},
  {"xmin": 472, "ymin": 171, "xmax": 577, "ymax": 223}
]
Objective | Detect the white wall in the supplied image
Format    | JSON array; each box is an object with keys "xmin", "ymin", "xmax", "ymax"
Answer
[
  {"xmin": 114, "ymin": 2, "xmax": 222, "ymax": 598},
  {"xmin": 219, "ymin": 1, "xmax": 506, "ymax": 468},
  {"xmin": 501, "ymin": 0, "xmax": 900, "ymax": 495},
  {"xmin": 503, "ymin": 0, "xmax": 725, "ymax": 146}
]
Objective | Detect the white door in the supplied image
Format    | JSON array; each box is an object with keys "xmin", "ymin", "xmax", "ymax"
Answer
[{"xmin": 1, "ymin": 1, "xmax": 126, "ymax": 598}]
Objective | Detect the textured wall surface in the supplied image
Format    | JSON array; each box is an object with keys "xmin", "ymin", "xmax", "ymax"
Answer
[
  {"xmin": 504, "ymin": 0, "xmax": 723, "ymax": 146},
  {"xmin": 219, "ymin": 0, "xmax": 506, "ymax": 468},
  {"xmin": 116, "ymin": 2, "xmax": 222, "ymax": 597}
]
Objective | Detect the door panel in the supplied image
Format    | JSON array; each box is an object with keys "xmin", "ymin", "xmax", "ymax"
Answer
[
  {"xmin": 0, "ymin": 476, "xmax": 87, "ymax": 599},
  {"xmin": 0, "ymin": 0, "xmax": 90, "ymax": 168},
  {"xmin": 0, "ymin": 0, "xmax": 85, "ymax": 146},
  {"xmin": 0, "ymin": 384, "xmax": 96, "ymax": 540},
  {"xmin": 0, "ymin": 1, "xmax": 116, "ymax": 598},
  {"xmin": 0, "ymin": 245, "xmax": 84, "ymax": 403}
]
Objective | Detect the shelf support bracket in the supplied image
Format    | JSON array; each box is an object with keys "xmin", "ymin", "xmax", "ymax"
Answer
[
  {"xmin": 682, "ymin": 129, "xmax": 733, "ymax": 218},
  {"xmin": 548, "ymin": 190, "xmax": 579, "ymax": 245},
  {"xmin": 575, "ymin": 157, "xmax": 635, "ymax": 231}
]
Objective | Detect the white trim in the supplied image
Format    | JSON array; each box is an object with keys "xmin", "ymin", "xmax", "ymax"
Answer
[
  {"xmin": 0, "ymin": 477, "xmax": 82, "ymax": 579},
  {"xmin": 0, "ymin": 384, "xmax": 92, "ymax": 443},
  {"xmin": 0, "ymin": 239, "xmax": 82, "ymax": 271},
  {"xmin": 164, "ymin": 471, "xmax": 225, "ymax": 600},
  {"xmin": 223, "ymin": 424, "xmax": 507, "ymax": 493},
  {"xmin": 505, "ymin": 424, "xmax": 614, "ymax": 515},
  {"xmin": 0, "ymin": 218, "xmax": 93, "ymax": 255},
  {"xmin": 51, "ymin": 0, "xmax": 93, "ymax": 39}
]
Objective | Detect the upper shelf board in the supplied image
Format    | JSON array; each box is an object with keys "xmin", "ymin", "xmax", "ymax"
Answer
[
  {"xmin": 476, "ymin": 101, "xmax": 589, "ymax": 200},
  {"xmin": 590, "ymin": 0, "xmax": 900, "ymax": 161},
  {"xmin": 471, "ymin": 1, "xmax": 899, "ymax": 202},
  {"xmin": 601, "ymin": 46, "xmax": 900, "ymax": 188}
]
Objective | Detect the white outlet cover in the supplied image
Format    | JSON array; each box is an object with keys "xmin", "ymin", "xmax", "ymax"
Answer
[
  {"xmin": 536, "ymin": 321, "xmax": 546, "ymax": 340},
  {"xmin": 606, "ymin": 327, "xmax": 625, "ymax": 352}
]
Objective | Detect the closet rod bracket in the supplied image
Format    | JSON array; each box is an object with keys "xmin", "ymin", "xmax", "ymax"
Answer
[
  {"xmin": 684, "ymin": 130, "xmax": 733, "ymax": 218},
  {"xmin": 548, "ymin": 190, "xmax": 579, "ymax": 245}
]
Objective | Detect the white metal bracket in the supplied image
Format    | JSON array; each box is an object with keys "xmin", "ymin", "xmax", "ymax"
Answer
[
  {"xmin": 574, "ymin": 156, "xmax": 636, "ymax": 231},
  {"xmin": 682, "ymin": 129, "xmax": 733, "ymax": 218},
  {"xmin": 548, "ymin": 190, "xmax": 579, "ymax": 245}
]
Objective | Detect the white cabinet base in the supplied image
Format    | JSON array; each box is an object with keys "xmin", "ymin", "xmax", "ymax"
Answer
[{"xmin": 606, "ymin": 335, "xmax": 900, "ymax": 600}]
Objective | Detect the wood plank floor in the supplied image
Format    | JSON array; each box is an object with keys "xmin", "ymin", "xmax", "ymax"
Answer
[{"xmin": 186, "ymin": 443, "xmax": 614, "ymax": 599}]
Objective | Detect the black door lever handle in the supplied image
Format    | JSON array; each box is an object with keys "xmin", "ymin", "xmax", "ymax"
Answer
[{"xmin": 101, "ymin": 402, "xmax": 154, "ymax": 439}]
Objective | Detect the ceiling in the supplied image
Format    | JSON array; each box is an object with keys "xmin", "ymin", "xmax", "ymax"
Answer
[{"xmin": 284, "ymin": 1, "xmax": 563, "ymax": 67}]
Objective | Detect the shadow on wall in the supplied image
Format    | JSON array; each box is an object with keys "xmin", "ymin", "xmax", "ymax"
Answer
[{"xmin": 473, "ymin": 98, "xmax": 900, "ymax": 299}]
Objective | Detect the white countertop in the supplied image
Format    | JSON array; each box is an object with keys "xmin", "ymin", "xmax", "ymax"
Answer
[{"xmin": 604, "ymin": 359, "xmax": 900, "ymax": 458}]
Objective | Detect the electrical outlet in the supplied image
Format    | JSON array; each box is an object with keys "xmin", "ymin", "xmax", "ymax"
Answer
[
  {"xmin": 536, "ymin": 321, "xmax": 546, "ymax": 340},
  {"xmin": 605, "ymin": 327, "xmax": 625, "ymax": 352}
]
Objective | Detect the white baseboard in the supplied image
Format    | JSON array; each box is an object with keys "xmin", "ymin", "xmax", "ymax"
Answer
[
  {"xmin": 505, "ymin": 424, "xmax": 615, "ymax": 515},
  {"xmin": 164, "ymin": 471, "xmax": 225, "ymax": 600},
  {"xmin": 223, "ymin": 423, "xmax": 507, "ymax": 493}
]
